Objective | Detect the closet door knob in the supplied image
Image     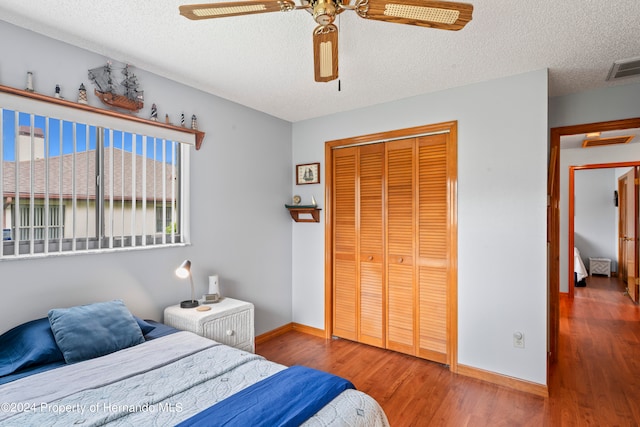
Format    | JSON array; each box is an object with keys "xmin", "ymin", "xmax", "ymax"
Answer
[
  {"xmin": 398, "ymin": 257, "xmax": 403, "ymax": 263},
  {"xmin": 368, "ymin": 256, "xmax": 373, "ymax": 261}
]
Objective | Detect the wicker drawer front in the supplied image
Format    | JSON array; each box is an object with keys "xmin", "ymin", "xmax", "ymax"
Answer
[
  {"xmin": 202, "ymin": 309, "xmax": 254, "ymax": 352},
  {"xmin": 164, "ymin": 312, "xmax": 203, "ymax": 334}
]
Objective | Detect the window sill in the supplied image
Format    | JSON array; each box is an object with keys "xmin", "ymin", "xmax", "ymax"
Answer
[{"xmin": 0, "ymin": 241, "xmax": 190, "ymax": 262}]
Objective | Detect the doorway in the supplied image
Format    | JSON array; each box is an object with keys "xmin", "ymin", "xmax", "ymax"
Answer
[
  {"xmin": 568, "ymin": 163, "xmax": 640, "ymax": 300},
  {"xmin": 548, "ymin": 117, "xmax": 640, "ymax": 367}
]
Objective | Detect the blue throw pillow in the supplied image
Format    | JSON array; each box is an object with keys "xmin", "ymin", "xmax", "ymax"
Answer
[
  {"xmin": 134, "ymin": 316, "xmax": 156, "ymax": 335},
  {"xmin": 48, "ymin": 300, "xmax": 145, "ymax": 364},
  {"xmin": 0, "ymin": 317, "xmax": 65, "ymax": 377}
]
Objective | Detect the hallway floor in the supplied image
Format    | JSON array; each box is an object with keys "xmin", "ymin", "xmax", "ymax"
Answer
[{"xmin": 549, "ymin": 274, "xmax": 640, "ymax": 425}]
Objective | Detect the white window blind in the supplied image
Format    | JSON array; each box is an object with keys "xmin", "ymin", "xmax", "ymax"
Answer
[{"xmin": 0, "ymin": 92, "xmax": 192, "ymax": 259}]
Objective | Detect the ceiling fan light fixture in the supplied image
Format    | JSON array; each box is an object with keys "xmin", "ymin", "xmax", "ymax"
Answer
[
  {"xmin": 384, "ymin": 4, "xmax": 459, "ymax": 24},
  {"xmin": 319, "ymin": 42, "xmax": 334, "ymax": 77},
  {"xmin": 313, "ymin": 24, "xmax": 339, "ymax": 82}
]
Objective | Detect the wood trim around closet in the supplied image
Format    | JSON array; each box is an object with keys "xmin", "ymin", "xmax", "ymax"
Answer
[{"xmin": 323, "ymin": 121, "xmax": 459, "ymax": 372}]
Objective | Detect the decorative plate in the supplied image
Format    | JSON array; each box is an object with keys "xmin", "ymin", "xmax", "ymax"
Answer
[{"xmin": 292, "ymin": 195, "xmax": 301, "ymax": 205}]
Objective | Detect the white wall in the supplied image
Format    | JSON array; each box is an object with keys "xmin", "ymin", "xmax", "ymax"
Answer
[
  {"xmin": 551, "ymin": 82, "xmax": 640, "ymax": 292},
  {"xmin": 292, "ymin": 70, "xmax": 549, "ymax": 385},
  {"xmin": 549, "ymin": 83, "xmax": 640, "ymax": 128},
  {"xmin": 0, "ymin": 21, "xmax": 293, "ymax": 336},
  {"xmin": 574, "ymin": 169, "xmax": 618, "ymax": 271}
]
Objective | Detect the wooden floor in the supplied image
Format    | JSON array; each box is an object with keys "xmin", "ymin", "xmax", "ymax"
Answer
[{"xmin": 257, "ymin": 275, "xmax": 640, "ymax": 426}]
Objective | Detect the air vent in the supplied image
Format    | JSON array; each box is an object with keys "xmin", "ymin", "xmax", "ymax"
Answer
[
  {"xmin": 607, "ymin": 57, "xmax": 640, "ymax": 81},
  {"xmin": 582, "ymin": 135, "xmax": 634, "ymax": 148}
]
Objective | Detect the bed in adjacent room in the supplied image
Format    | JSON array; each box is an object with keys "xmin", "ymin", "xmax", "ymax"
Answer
[
  {"xmin": 574, "ymin": 246, "xmax": 588, "ymax": 287},
  {"xmin": 0, "ymin": 300, "xmax": 389, "ymax": 426}
]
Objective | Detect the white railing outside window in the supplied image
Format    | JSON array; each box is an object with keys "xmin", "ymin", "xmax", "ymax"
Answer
[{"xmin": 0, "ymin": 91, "xmax": 193, "ymax": 259}]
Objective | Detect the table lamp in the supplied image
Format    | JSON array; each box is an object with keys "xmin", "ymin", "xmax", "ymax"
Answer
[{"xmin": 176, "ymin": 259, "xmax": 199, "ymax": 308}]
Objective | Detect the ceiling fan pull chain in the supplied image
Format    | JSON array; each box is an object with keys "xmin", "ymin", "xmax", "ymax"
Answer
[{"xmin": 338, "ymin": 13, "xmax": 341, "ymax": 91}]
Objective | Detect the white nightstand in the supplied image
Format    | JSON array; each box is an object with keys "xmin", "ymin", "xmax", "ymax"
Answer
[{"xmin": 164, "ymin": 297, "xmax": 255, "ymax": 353}]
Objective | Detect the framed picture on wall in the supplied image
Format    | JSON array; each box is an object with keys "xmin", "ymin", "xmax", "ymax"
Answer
[{"xmin": 296, "ymin": 162, "xmax": 320, "ymax": 185}]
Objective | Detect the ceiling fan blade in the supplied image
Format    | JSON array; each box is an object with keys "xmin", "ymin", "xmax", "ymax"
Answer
[
  {"xmin": 313, "ymin": 24, "xmax": 339, "ymax": 82},
  {"xmin": 180, "ymin": 1, "xmax": 296, "ymax": 19},
  {"xmin": 354, "ymin": 0, "xmax": 472, "ymax": 30}
]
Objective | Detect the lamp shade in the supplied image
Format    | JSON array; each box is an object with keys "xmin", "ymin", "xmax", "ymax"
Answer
[{"xmin": 175, "ymin": 259, "xmax": 191, "ymax": 279}]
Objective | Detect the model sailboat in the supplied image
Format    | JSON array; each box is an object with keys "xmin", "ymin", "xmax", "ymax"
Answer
[{"xmin": 88, "ymin": 63, "xmax": 144, "ymax": 112}]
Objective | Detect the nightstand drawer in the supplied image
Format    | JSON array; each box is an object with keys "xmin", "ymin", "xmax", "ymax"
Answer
[{"xmin": 202, "ymin": 309, "xmax": 253, "ymax": 352}]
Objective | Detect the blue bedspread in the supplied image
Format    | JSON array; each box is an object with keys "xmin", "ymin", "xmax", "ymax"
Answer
[{"xmin": 176, "ymin": 365, "xmax": 355, "ymax": 427}]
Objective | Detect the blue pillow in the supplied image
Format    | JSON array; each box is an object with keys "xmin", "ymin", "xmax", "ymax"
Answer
[
  {"xmin": 48, "ymin": 300, "xmax": 145, "ymax": 364},
  {"xmin": 0, "ymin": 318, "xmax": 64, "ymax": 377},
  {"xmin": 134, "ymin": 316, "xmax": 156, "ymax": 335}
]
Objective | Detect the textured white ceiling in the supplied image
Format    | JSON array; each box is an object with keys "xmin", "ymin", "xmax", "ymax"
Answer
[{"xmin": 0, "ymin": 0, "xmax": 639, "ymax": 122}]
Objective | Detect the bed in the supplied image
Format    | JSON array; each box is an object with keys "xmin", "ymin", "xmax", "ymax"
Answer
[
  {"xmin": 574, "ymin": 246, "xmax": 588, "ymax": 287},
  {"xmin": 0, "ymin": 300, "xmax": 389, "ymax": 426}
]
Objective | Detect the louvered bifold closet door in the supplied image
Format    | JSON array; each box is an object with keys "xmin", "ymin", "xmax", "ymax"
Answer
[
  {"xmin": 332, "ymin": 147, "xmax": 358, "ymax": 340},
  {"xmin": 385, "ymin": 139, "xmax": 416, "ymax": 355},
  {"xmin": 417, "ymin": 134, "xmax": 449, "ymax": 364},
  {"xmin": 331, "ymin": 126, "xmax": 453, "ymax": 363},
  {"xmin": 358, "ymin": 143, "xmax": 385, "ymax": 347}
]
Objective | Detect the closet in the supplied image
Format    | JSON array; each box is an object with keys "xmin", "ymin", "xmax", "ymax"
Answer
[{"xmin": 326, "ymin": 122, "xmax": 457, "ymax": 365}]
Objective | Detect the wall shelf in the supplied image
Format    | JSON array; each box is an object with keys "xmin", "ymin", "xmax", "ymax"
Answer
[
  {"xmin": 285, "ymin": 205, "xmax": 321, "ymax": 223},
  {"xmin": 0, "ymin": 84, "xmax": 206, "ymax": 150}
]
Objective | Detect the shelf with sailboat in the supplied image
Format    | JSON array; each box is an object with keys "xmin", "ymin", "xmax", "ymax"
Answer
[{"xmin": 0, "ymin": 84, "xmax": 205, "ymax": 150}]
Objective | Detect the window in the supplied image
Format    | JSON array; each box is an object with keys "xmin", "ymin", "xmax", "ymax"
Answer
[
  {"xmin": 0, "ymin": 90, "xmax": 197, "ymax": 258},
  {"xmin": 156, "ymin": 205, "xmax": 174, "ymax": 234},
  {"xmin": 14, "ymin": 203, "xmax": 65, "ymax": 241}
]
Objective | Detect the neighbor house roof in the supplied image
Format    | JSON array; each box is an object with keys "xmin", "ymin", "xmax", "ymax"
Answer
[
  {"xmin": 2, "ymin": 147, "xmax": 176, "ymax": 201},
  {"xmin": 18, "ymin": 126, "xmax": 44, "ymax": 139}
]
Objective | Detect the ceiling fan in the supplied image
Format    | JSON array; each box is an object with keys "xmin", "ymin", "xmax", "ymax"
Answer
[{"xmin": 179, "ymin": 0, "xmax": 473, "ymax": 82}]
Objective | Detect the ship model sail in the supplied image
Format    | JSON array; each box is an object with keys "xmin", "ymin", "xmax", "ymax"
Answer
[{"xmin": 88, "ymin": 63, "xmax": 144, "ymax": 112}]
